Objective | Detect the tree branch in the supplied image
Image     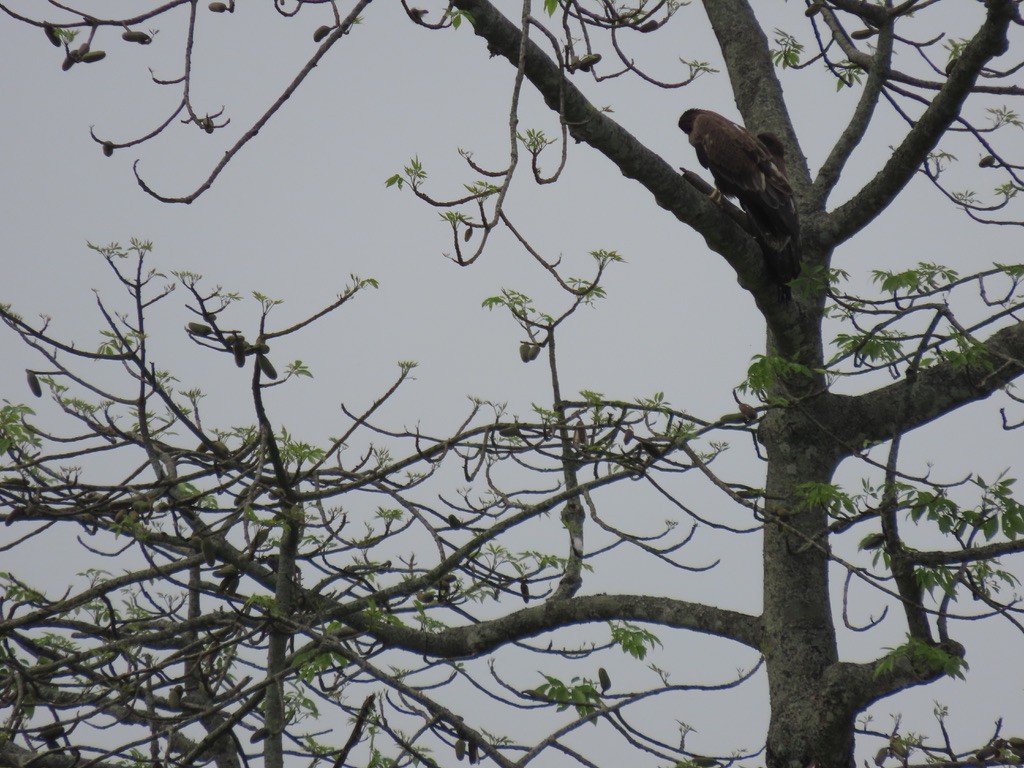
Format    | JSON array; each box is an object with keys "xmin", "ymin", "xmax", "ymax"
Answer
[
  {"xmin": 822, "ymin": 0, "xmax": 1016, "ymax": 245},
  {"xmin": 826, "ymin": 320, "xmax": 1024, "ymax": 450},
  {"xmin": 348, "ymin": 592, "xmax": 763, "ymax": 655}
]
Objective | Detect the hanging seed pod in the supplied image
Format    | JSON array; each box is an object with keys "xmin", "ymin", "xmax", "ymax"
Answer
[
  {"xmin": 598, "ymin": 667, "xmax": 611, "ymax": 693},
  {"xmin": 38, "ymin": 723, "xmax": 65, "ymax": 748},
  {"xmin": 200, "ymin": 536, "xmax": 216, "ymax": 565},
  {"xmin": 44, "ymin": 24, "xmax": 62, "ymax": 47},
  {"xmin": 874, "ymin": 747, "xmax": 889, "ymax": 766},
  {"xmin": 73, "ymin": 43, "xmax": 90, "ymax": 60},
  {"xmin": 979, "ymin": 155, "xmax": 996, "ymax": 168},
  {"xmin": 519, "ymin": 578, "xmax": 530, "ymax": 603},
  {"xmin": 187, "ymin": 322, "xmax": 213, "ymax": 336},
  {"xmin": 623, "ymin": 428, "xmax": 634, "ymax": 445},
  {"xmin": 209, "ymin": 2, "xmax": 229, "ymax": 11},
  {"xmin": 574, "ymin": 421, "xmax": 587, "ymax": 448},
  {"xmin": 213, "ymin": 563, "xmax": 239, "ymax": 579},
  {"xmin": 81, "ymin": 49, "xmax": 106, "ymax": 63},
  {"xmin": 467, "ymin": 741, "xmax": 479, "ymax": 764},
  {"xmin": 232, "ymin": 339, "xmax": 247, "ymax": 368},
  {"xmin": 805, "ymin": 2, "xmax": 823, "ymax": 16},
  {"xmin": 313, "ymin": 25, "xmax": 332, "ymax": 43},
  {"xmin": 168, "ymin": 685, "xmax": 182, "ymax": 708},
  {"xmin": 218, "ymin": 574, "xmax": 240, "ymax": 595},
  {"xmin": 122, "ymin": 30, "xmax": 152, "ymax": 44},
  {"xmin": 255, "ymin": 341, "xmax": 270, "ymax": 354},
  {"xmin": 249, "ymin": 727, "xmax": 269, "ymax": 743},
  {"xmin": 463, "ymin": 226, "xmax": 473, "ymax": 242},
  {"xmin": 944, "ymin": 57, "xmax": 959, "ymax": 76},
  {"xmin": 61, "ymin": 54, "xmax": 75, "ymax": 71},
  {"xmin": 26, "ymin": 370, "xmax": 42, "ymax": 398},
  {"xmin": 447, "ymin": 514, "xmax": 462, "ymax": 528},
  {"xmin": 638, "ymin": 19, "xmax": 660, "ymax": 32},
  {"xmin": 850, "ymin": 28, "xmax": 876, "ymax": 40},
  {"xmin": 257, "ymin": 355, "xmax": 278, "ymax": 380},
  {"xmin": 102, "ymin": 141, "xmax": 114, "ymax": 157},
  {"xmin": 417, "ymin": 590, "xmax": 435, "ymax": 604},
  {"xmin": 455, "ymin": 739, "xmax": 466, "ymax": 761}
]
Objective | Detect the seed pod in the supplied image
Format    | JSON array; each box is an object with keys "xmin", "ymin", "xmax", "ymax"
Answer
[
  {"xmin": 574, "ymin": 421, "xmax": 587, "ymax": 448},
  {"xmin": 26, "ymin": 370, "xmax": 42, "ymax": 398},
  {"xmin": 976, "ymin": 745, "xmax": 998, "ymax": 761},
  {"xmin": 102, "ymin": 141, "xmax": 114, "ymax": 157},
  {"xmin": 417, "ymin": 590, "xmax": 435, "ymax": 603},
  {"xmin": 519, "ymin": 578, "xmax": 530, "ymax": 603},
  {"xmin": 805, "ymin": 2, "xmax": 822, "ymax": 16},
  {"xmin": 168, "ymin": 685, "xmax": 182, "ymax": 708},
  {"xmin": 249, "ymin": 527, "xmax": 269, "ymax": 553},
  {"xmin": 38, "ymin": 722, "xmax": 65, "ymax": 747},
  {"xmin": 851, "ymin": 28, "xmax": 876, "ymax": 40},
  {"xmin": 944, "ymin": 57, "xmax": 959, "ymax": 76},
  {"xmin": 257, "ymin": 354, "xmax": 278, "ymax": 380},
  {"xmin": 232, "ymin": 339, "xmax": 247, "ymax": 368},
  {"xmin": 638, "ymin": 20, "xmax": 660, "ymax": 32},
  {"xmin": 455, "ymin": 739, "xmax": 466, "ymax": 761},
  {"xmin": 122, "ymin": 30, "xmax": 153, "ymax": 44},
  {"xmin": 218, "ymin": 573, "xmax": 240, "ymax": 595},
  {"xmin": 5, "ymin": 507, "xmax": 27, "ymax": 526},
  {"xmin": 874, "ymin": 747, "xmax": 889, "ymax": 766},
  {"xmin": 467, "ymin": 741, "xmax": 479, "ymax": 764},
  {"xmin": 598, "ymin": 667, "xmax": 611, "ymax": 693},
  {"xmin": 209, "ymin": 1, "xmax": 229, "ymax": 11},
  {"xmin": 571, "ymin": 53, "xmax": 601, "ymax": 73},
  {"xmin": 498, "ymin": 425, "xmax": 522, "ymax": 439},
  {"xmin": 44, "ymin": 24, "xmax": 62, "ymax": 47},
  {"xmin": 74, "ymin": 43, "xmax": 90, "ymax": 60},
  {"xmin": 250, "ymin": 727, "xmax": 268, "ymax": 743},
  {"xmin": 255, "ymin": 341, "xmax": 270, "ymax": 354},
  {"xmin": 447, "ymin": 514, "xmax": 462, "ymax": 528},
  {"xmin": 187, "ymin": 322, "xmax": 213, "ymax": 336},
  {"xmin": 463, "ymin": 226, "xmax": 473, "ymax": 242},
  {"xmin": 200, "ymin": 537, "xmax": 216, "ymax": 565},
  {"xmin": 213, "ymin": 563, "xmax": 239, "ymax": 578},
  {"xmin": 61, "ymin": 55, "xmax": 75, "ymax": 71},
  {"xmin": 979, "ymin": 155, "xmax": 996, "ymax": 168},
  {"xmin": 623, "ymin": 428, "xmax": 634, "ymax": 445},
  {"xmin": 313, "ymin": 25, "xmax": 332, "ymax": 43}
]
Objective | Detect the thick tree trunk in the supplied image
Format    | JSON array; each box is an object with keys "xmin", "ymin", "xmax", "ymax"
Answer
[{"xmin": 761, "ymin": 401, "xmax": 849, "ymax": 768}]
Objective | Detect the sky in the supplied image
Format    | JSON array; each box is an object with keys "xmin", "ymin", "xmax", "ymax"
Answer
[{"xmin": 1, "ymin": 1, "xmax": 1022, "ymax": 765}]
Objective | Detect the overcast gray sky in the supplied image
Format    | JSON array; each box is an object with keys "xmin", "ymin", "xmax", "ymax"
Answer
[{"xmin": 1, "ymin": 1, "xmax": 1022, "ymax": 763}]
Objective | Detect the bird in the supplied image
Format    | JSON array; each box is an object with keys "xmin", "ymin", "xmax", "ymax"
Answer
[{"xmin": 678, "ymin": 108, "xmax": 801, "ymax": 300}]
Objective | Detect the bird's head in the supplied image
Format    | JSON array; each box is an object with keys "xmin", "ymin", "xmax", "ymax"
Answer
[{"xmin": 678, "ymin": 109, "xmax": 705, "ymax": 134}]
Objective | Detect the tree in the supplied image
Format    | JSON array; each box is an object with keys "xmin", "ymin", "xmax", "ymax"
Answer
[{"xmin": 2, "ymin": 2, "xmax": 1024, "ymax": 768}]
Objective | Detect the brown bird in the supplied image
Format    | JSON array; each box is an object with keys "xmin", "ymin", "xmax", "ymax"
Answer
[{"xmin": 678, "ymin": 108, "xmax": 801, "ymax": 300}]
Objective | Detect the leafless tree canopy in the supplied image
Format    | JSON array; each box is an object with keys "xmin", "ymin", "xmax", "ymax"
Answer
[{"xmin": 2, "ymin": 3, "xmax": 1024, "ymax": 768}]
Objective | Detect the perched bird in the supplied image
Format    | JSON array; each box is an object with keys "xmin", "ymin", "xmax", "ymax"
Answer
[{"xmin": 678, "ymin": 108, "xmax": 801, "ymax": 300}]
